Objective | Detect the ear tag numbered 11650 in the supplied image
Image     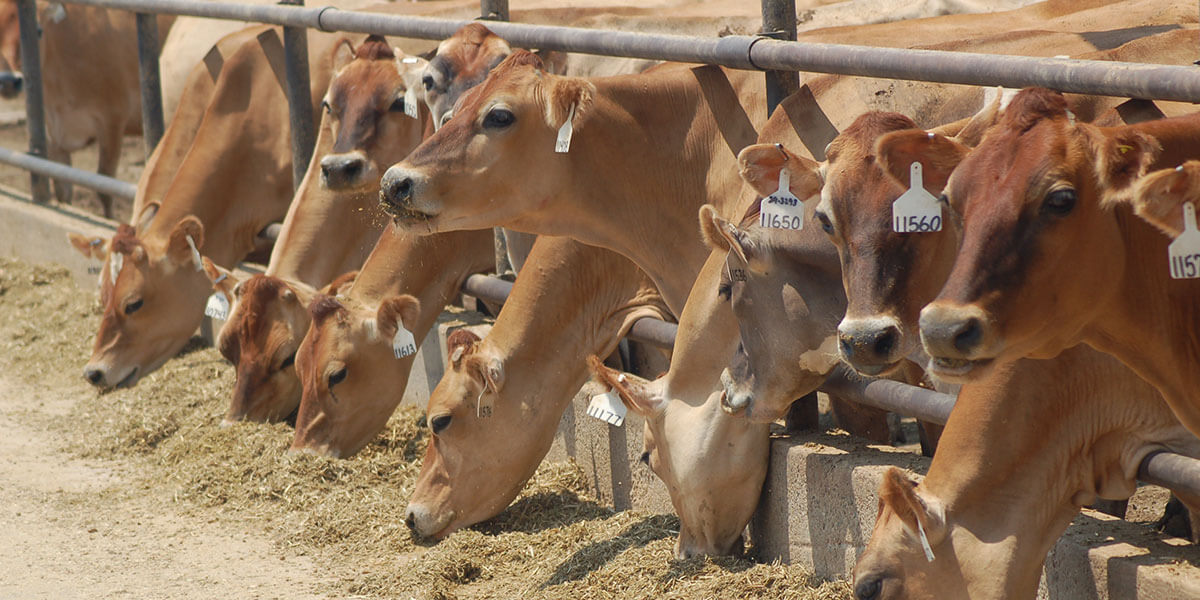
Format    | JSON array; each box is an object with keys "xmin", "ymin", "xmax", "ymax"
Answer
[
  {"xmin": 392, "ymin": 325, "xmax": 417, "ymax": 359},
  {"xmin": 759, "ymin": 169, "xmax": 804, "ymax": 231},
  {"xmin": 892, "ymin": 162, "xmax": 942, "ymax": 233},
  {"xmin": 1169, "ymin": 202, "xmax": 1200, "ymax": 279}
]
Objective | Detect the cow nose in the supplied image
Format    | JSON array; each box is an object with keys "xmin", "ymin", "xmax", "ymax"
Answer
[
  {"xmin": 379, "ymin": 168, "xmax": 414, "ymax": 209},
  {"xmin": 319, "ymin": 154, "xmax": 364, "ymax": 189},
  {"xmin": 0, "ymin": 72, "xmax": 21, "ymax": 98},
  {"xmin": 838, "ymin": 319, "xmax": 902, "ymax": 367},
  {"xmin": 919, "ymin": 302, "xmax": 991, "ymax": 359},
  {"xmin": 404, "ymin": 508, "xmax": 418, "ymax": 532},
  {"xmin": 84, "ymin": 367, "xmax": 104, "ymax": 386}
]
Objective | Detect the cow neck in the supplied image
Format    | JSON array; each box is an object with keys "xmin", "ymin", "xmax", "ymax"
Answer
[
  {"xmin": 483, "ymin": 237, "xmax": 668, "ymax": 426},
  {"xmin": 921, "ymin": 348, "xmax": 1169, "ymax": 599},
  {"xmin": 659, "ymin": 248, "xmax": 742, "ymax": 403},
  {"xmin": 523, "ymin": 66, "xmax": 764, "ymax": 314},
  {"xmin": 1086, "ymin": 207, "xmax": 1200, "ymax": 435}
]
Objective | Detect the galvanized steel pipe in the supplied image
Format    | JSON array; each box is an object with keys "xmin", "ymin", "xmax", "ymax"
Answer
[
  {"xmin": 760, "ymin": 0, "xmax": 798, "ymax": 115},
  {"xmin": 280, "ymin": 0, "xmax": 315, "ymax": 192},
  {"xmin": 135, "ymin": 12, "xmax": 165, "ymax": 155},
  {"xmin": 0, "ymin": 146, "xmax": 137, "ymax": 200},
  {"xmin": 16, "ymin": 0, "xmax": 49, "ymax": 203}
]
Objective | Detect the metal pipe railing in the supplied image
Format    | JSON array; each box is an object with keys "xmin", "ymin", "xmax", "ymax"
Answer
[
  {"xmin": 280, "ymin": 0, "xmax": 315, "ymax": 192},
  {"xmin": 760, "ymin": 0, "xmax": 798, "ymax": 116},
  {"xmin": 0, "ymin": 146, "xmax": 137, "ymax": 200},
  {"xmin": 135, "ymin": 12, "xmax": 165, "ymax": 155},
  {"xmin": 16, "ymin": 0, "xmax": 49, "ymax": 203},
  {"xmin": 57, "ymin": 0, "xmax": 1200, "ymax": 103}
]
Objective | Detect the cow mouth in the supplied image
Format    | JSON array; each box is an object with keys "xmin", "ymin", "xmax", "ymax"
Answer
[
  {"xmin": 847, "ymin": 360, "xmax": 900, "ymax": 378},
  {"xmin": 114, "ymin": 366, "xmax": 140, "ymax": 389},
  {"xmin": 928, "ymin": 356, "xmax": 992, "ymax": 379},
  {"xmin": 383, "ymin": 203, "xmax": 433, "ymax": 224}
]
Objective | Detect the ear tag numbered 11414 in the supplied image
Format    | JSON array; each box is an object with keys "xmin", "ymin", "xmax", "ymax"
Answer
[
  {"xmin": 892, "ymin": 162, "xmax": 942, "ymax": 233},
  {"xmin": 392, "ymin": 324, "xmax": 417, "ymax": 359},
  {"xmin": 1169, "ymin": 201, "xmax": 1200, "ymax": 279},
  {"xmin": 759, "ymin": 169, "xmax": 804, "ymax": 231},
  {"xmin": 586, "ymin": 389, "xmax": 627, "ymax": 427}
]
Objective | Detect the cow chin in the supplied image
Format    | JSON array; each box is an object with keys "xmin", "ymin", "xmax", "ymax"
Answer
[{"xmin": 676, "ymin": 530, "xmax": 744, "ymax": 560}]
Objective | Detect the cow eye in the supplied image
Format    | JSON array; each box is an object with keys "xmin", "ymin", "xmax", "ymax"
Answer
[
  {"xmin": 422, "ymin": 75, "xmax": 435, "ymax": 91},
  {"xmin": 430, "ymin": 414, "xmax": 452, "ymax": 435},
  {"xmin": 815, "ymin": 211, "xmax": 834, "ymax": 234},
  {"xmin": 389, "ymin": 96, "xmax": 405, "ymax": 113},
  {"xmin": 328, "ymin": 366, "xmax": 347, "ymax": 388},
  {"xmin": 124, "ymin": 299, "xmax": 144, "ymax": 315},
  {"xmin": 483, "ymin": 107, "xmax": 516, "ymax": 129},
  {"xmin": 1042, "ymin": 188, "xmax": 1076, "ymax": 216},
  {"xmin": 280, "ymin": 353, "xmax": 296, "ymax": 370}
]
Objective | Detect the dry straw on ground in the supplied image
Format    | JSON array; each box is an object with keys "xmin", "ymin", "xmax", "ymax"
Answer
[{"xmin": 0, "ymin": 256, "xmax": 851, "ymax": 599}]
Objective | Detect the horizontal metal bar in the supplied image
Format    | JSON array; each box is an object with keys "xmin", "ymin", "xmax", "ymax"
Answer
[
  {"xmin": 59, "ymin": 0, "xmax": 1200, "ymax": 102},
  {"xmin": 818, "ymin": 366, "xmax": 956, "ymax": 425},
  {"xmin": 1139, "ymin": 451, "xmax": 1200, "ymax": 499},
  {"xmin": 0, "ymin": 146, "xmax": 137, "ymax": 200},
  {"xmin": 626, "ymin": 317, "xmax": 678, "ymax": 349},
  {"xmin": 461, "ymin": 273, "xmax": 514, "ymax": 305}
]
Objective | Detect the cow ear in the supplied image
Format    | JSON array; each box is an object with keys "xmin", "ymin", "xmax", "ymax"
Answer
[
  {"xmin": 134, "ymin": 202, "xmax": 159, "ymax": 233},
  {"xmin": 737, "ymin": 143, "xmax": 822, "ymax": 200},
  {"xmin": 531, "ymin": 48, "xmax": 569, "ymax": 75},
  {"xmin": 375, "ymin": 294, "xmax": 421, "ymax": 340},
  {"xmin": 447, "ymin": 329, "xmax": 481, "ymax": 366},
  {"xmin": 67, "ymin": 232, "xmax": 108, "ymax": 260},
  {"xmin": 587, "ymin": 355, "xmax": 665, "ymax": 417},
  {"xmin": 331, "ymin": 37, "xmax": 355, "ymax": 73},
  {"xmin": 545, "ymin": 76, "xmax": 595, "ymax": 132},
  {"xmin": 1129, "ymin": 162, "xmax": 1200, "ymax": 237},
  {"xmin": 323, "ymin": 270, "xmax": 358, "ymax": 296},
  {"xmin": 698, "ymin": 204, "xmax": 753, "ymax": 264},
  {"xmin": 1095, "ymin": 129, "xmax": 1161, "ymax": 204},
  {"xmin": 943, "ymin": 86, "xmax": 1015, "ymax": 147},
  {"xmin": 878, "ymin": 467, "xmax": 946, "ymax": 549},
  {"xmin": 200, "ymin": 256, "xmax": 239, "ymax": 295},
  {"xmin": 165, "ymin": 216, "xmax": 205, "ymax": 270},
  {"xmin": 465, "ymin": 353, "xmax": 505, "ymax": 393},
  {"xmin": 876, "ymin": 130, "xmax": 969, "ymax": 196}
]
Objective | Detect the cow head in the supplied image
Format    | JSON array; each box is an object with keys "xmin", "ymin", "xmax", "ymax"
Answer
[
  {"xmin": 405, "ymin": 329, "xmax": 537, "ymax": 539},
  {"xmin": 917, "ymin": 88, "xmax": 1160, "ymax": 382},
  {"xmin": 420, "ymin": 22, "xmax": 512, "ymax": 129},
  {"xmin": 852, "ymin": 468, "xmax": 960, "ymax": 600},
  {"xmin": 77, "ymin": 217, "xmax": 211, "ymax": 388},
  {"xmin": 291, "ymin": 293, "xmax": 420, "ymax": 457},
  {"xmin": 700, "ymin": 167, "xmax": 845, "ymax": 423},
  {"xmin": 0, "ymin": 0, "xmax": 20, "ymax": 98},
  {"xmin": 319, "ymin": 35, "xmax": 429, "ymax": 191},
  {"xmin": 588, "ymin": 357, "xmax": 769, "ymax": 558},
  {"xmin": 1129, "ymin": 160, "xmax": 1200, "ymax": 237},
  {"xmin": 379, "ymin": 50, "xmax": 593, "ymax": 232}
]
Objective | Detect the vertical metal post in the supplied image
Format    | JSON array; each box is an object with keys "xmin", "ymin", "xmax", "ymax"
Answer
[
  {"xmin": 480, "ymin": 0, "xmax": 509, "ymax": 21},
  {"xmin": 279, "ymin": 0, "xmax": 315, "ymax": 192},
  {"xmin": 16, "ymin": 0, "xmax": 49, "ymax": 203},
  {"xmin": 135, "ymin": 13, "xmax": 164, "ymax": 157},
  {"xmin": 761, "ymin": 0, "xmax": 798, "ymax": 116},
  {"xmin": 482, "ymin": 0, "xmax": 512, "ymax": 275}
]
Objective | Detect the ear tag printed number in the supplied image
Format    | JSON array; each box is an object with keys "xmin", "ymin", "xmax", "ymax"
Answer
[
  {"xmin": 555, "ymin": 104, "xmax": 576, "ymax": 153},
  {"xmin": 403, "ymin": 87, "xmax": 419, "ymax": 119},
  {"xmin": 185, "ymin": 235, "xmax": 203, "ymax": 271},
  {"xmin": 205, "ymin": 292, "xmax": 230, "ymax": 321},
  {"xmin": 892, "ymin": 162, "xmax": 942, "ymax": 233},
  {"xmin": 391, "ymin": 325, "xmax": 417, "ymax": 359},
  {"xmin": 586, "ymin": 390, "xmax": 627, "ymax": 427},
  {"xmin": 476, "ymin": 387, "xmax": 493, "ymax": 419},
  {"xmin": 1169, "ymin": 202, "xmax": 1200, "ymax": 279},
  {"xmin": 759, "ymin": 169, "xmax": 804, "ymax": 231}
]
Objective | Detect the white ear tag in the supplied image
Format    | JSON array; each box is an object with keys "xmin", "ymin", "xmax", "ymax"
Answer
[
  {"xmin": 49, "ymin": 2, "xmax": 66, "ymax": 23},
  {"xmin": 109, "ymin": 252, "xmax": 123, "ymax": 283},
  {"xmin": 205, "ymin": 292, "xmax": 230, "ymax": 320},
  {"xmin": 403, "ymin": 87, "xmax": 419, "ymax": 119},
  {"xmin": 391, "ymin": 324, "xmax": 417, "ymax": 359},
  {"xmin": 916, "ymin": 519, "xmax": 936, "ymax": 562},
  {"xmin": 586, "ymin": 390, "xmax": 627, "ymax": 427},
  {"xmin": 892, "ymin": 162, "xmax": 943, "ymax": 233},
  {"xmin": 476, "ymin": 387, "xmax": 493, "ymax": 418},
  {"xmin": 401, "ymin": 56, "xmax": 419, "ymax": 64},
  {"xmin": 759, "ymin": 168, "xmax": 804, "ymax": 231},
  {"xmin": 555, "ymin": 104, "xmax": 576, "ymax": 153},
  {"xmin": 185, "ymin": 235, "xmax": 203, "ymax": 271},
  {"xmin": 1169, "ymin": 202, "xmax": 1200, "ymax": 279}
]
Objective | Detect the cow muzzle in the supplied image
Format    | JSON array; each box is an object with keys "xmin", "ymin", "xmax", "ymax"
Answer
[
  {"xmin": 0, "ymin": 72, "xmax": 23, "ymax": 99},
  {"xmin": 83, "ymin": 364, "xmax": 138, "ymax": 389},
  {"xmin": 404, "ymin": 502, "xmax": 455, "ymax": 541},
  {"xmin": 378, "ymin": 167, "xmax": 432, "ymax": 223},
  {"xmin": 837, "ymin": 316, "xmax": 904, "ymax": 377},
  {"xmin": 320, "ymin": 152, "xmax": 371, "ymax": 190},
  {"xmin": 919, "ymin": 302, "xmax": 996, "ymax": 380}
]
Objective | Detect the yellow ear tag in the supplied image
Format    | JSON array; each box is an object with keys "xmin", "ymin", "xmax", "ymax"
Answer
[{"xmin": 1117, "ymin": 144, "xmax": 1133, "ymax": 155}]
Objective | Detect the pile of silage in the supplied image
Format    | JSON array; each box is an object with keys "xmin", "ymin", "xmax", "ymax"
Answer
[{"xmin": 0, "ymin": 256, "xmax": 851, "ymax": 599}]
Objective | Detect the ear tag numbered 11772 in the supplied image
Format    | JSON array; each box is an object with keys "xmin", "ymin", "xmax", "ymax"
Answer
[
  {"xmin": 759, "ymin": 169, "xmax": 804, "ymax": 231},
  {"xmin": 1169, "ymin": 202, "xmax": 1200, "ymax": 279},
  {"xmin": 892, "ymin": 162, "xmax": 943, "ymax": 233},
  {"xmin": 392, "ymin": 324, "xmax": 417, "ymax": 359},
  {"xmin": 586, "ymin": 389, "xmax": 626, "ymax": 427}
]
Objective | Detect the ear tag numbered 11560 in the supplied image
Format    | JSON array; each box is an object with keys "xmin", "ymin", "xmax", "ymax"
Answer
[
  {"xmin": 759, "ymin": 169, "xmax": 804, "ymax": 231},
  {"xmin": 586, "ymin": 389, "xmax": 626, "ymax": 427},
  {"xmin": 392, "ymin": 325, "xmax": 417, "ymax": 359},
  {"xmin": 892, "ymin": 162, "xmax": 943, "ymax": 233},
  {"xmin": 1169, "ymin": 202, "xmax": 1200, "ymax": 279}
]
